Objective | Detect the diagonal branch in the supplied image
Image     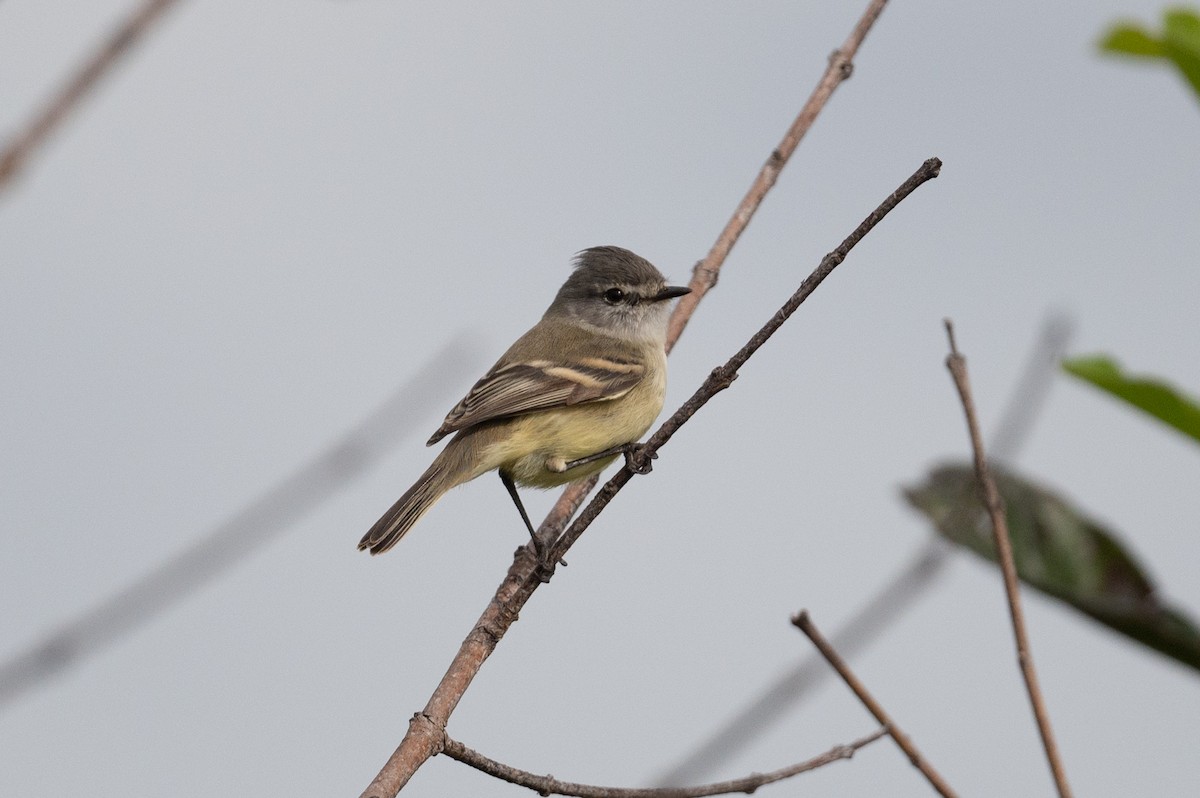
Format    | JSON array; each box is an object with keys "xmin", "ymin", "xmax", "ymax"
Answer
[
  {"xmin": 792, "ymin": 611, "xmax": 958, "ymax": 798},
  {"xmin": 358, "ymin": 156, "xmax": 941, "ymax": 798},
  {"xmin": 0, "ymin": 336, "xmax": 477, "ymax": 711},
  {"xmin": 0, "ymin": 0, "xmax": 183, "ymax": 191},
  {"xmin": 666, "ymin": 0, "xmax": 891, "ymax": 348},
  {"xmin": 441, "ymin": 728, "xmax": 887, "ymax": 798},
  {"xmin": 942, "ymin": 321, "xmax": 1073, "ymax": 798},
  {"xmin": 546, "ymin": 158, "xmax": 942, "ymax": 566}
]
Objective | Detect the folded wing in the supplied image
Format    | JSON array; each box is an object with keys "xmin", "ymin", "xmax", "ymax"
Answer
[{"xmin": 427, "ymin": 356, "xmax": 645, "ymax": 445}]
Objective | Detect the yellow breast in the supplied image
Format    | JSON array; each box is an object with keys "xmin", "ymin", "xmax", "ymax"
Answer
[{"xmin": 488, "ymin": 348, "xmax": 667, "ymax": 488}]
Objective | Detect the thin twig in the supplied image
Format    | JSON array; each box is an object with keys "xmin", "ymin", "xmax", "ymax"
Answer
[
  {"xmin": 792, "ymin": 611, "xmax": 958, "ymax": 798},
  {"xmin": 942, "ymin": 320, "xmax": 1074, "ymax": 798},
  {"xmin": 359, "ymin": 157, "xmax": 941, "ymax": 798},
  {"xmin": 546, "ymin": 158, "xmax": 941, "ymax": 566},
  {"xmin": 441, "ymin": 728, "xmax": 886, "ymax": 798},
  {"xmin": 0, "ymin": 0, "xmax": 182, "ymax": 191}
]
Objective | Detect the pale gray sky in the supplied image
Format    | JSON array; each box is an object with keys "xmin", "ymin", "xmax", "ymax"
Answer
[{"xmin": 3, "ymin": 2, "xmax": 1199, "ymax": 796}]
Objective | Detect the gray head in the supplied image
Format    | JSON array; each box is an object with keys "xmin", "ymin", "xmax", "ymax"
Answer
[{"xmin": 545, "ymin": 246, "xmax": 690, "ymax": 342}]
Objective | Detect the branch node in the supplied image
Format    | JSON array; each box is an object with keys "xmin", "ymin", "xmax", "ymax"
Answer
[
  {"xmin": 474, "ymin": 602, "xmax": 519, "ymax": 645},
  {"xmin": 408, "ymin": 711, "xmax": 445, "ymax": 755},
  {"xmin": 710, "ymin": 365, "xmax": 739, "ymax": 391},
  {"xmin": 828, "ymin": 49, "xmax": 854, "ymax": 79}
]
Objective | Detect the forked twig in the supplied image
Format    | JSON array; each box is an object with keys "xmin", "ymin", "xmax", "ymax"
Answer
[
  {"xmin": 942, "ymin": 320, "xmax": 1073, "ymax": 798},
  {"xmin": 359, "ymin": 157, "xmax": 941, "ymax": 798},
  {"xmin": 545, "ymin": 159, "xmax": 941, "ymax": 566},
  {"xmin": 360, "ymin": 3, "xmax": 903, "ymax": 791}
]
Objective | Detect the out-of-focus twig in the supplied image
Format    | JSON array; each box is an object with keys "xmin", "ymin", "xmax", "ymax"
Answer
[
  {"xmin": 987, "ymin": 314, "xmax": 1074, "ymax": 463},
  {"xmin": 0, "ymin": 0, "xmax": 183, "ymax": 191},
  {"xmin": 942, "ymin": 320, "xmax": 1073, "ymax": 798},
  {"xmin": 792, "ymin": 611, "xmax": 958, "ymax": 798},
  {"xmin": 440, "ymin": 728, "xmax": 886, "ymax": 798},
  {"xmin": 0, "ymin": 336, "xmax": 478, "ymax": 710}
]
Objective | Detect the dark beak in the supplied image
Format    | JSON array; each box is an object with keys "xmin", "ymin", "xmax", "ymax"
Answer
[{"xmin": 653, "ymin": 285, "xmax": 691, "ymax": 302}]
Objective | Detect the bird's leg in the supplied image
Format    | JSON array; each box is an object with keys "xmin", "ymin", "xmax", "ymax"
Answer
[
  {"xmin": 559, "ymin": 442, "xmax": 657, "ymax": 475},
  {"xmin": 499, "ymin": 471, "xmax": 564, "ymax": 577},
  {"xmin": 500, "ymin": 471, "xmax": 537, "ymax": 539}
]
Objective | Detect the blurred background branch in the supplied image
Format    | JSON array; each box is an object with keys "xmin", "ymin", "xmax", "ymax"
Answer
[
  {"xmin": 0, "ymin": 336, "xmax": 479, "ymax": 709},
  {"xmin": 0, "ymin": 0, "xmax": 182, "ymax": 191}
]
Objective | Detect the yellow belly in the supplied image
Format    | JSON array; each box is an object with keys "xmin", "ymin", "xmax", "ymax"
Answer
[{"xmin": 484, "ymin": 360, "xmax": 666, "ymax": 488}]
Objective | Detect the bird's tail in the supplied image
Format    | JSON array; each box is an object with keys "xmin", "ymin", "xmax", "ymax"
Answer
[{"xmin": 359, "ymin": 458, "xmax": 453, "ymax": 555}]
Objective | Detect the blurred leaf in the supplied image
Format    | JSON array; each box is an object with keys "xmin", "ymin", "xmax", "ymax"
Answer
[
  {"xmin": 1063, "ymin": 355, "xmax": 1200, "ymax": 444},
  {"xmin": 1100, "ymin": 24, "xmax": 1167, "ymax": 56},
  {"xmin": 905, "ymin": 464, "xmax": 1200, "ymax": 673},
  {"xmin": 1165, "ymin": 8, "xmax": 1200, "ymax": 96},
  {"xmin": 1099, "ymin": 8, "xmax": 1200, "ymax": 99}
]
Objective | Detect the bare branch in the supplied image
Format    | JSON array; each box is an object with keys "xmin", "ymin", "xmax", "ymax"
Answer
[
  {"xmin": 545, "ymin": 158, "xmax": 942, "ymax": 566},
  {"xmin": 792, "ymin": 611, "xmax": 958, "ymax": 798},
  {"xmin": 941, "ymin": 320, "xmax": 1074, "ymax": 798},
  {"xmin": 0, "ymin": 0, "xmax": 182, "ymax": 191},
  {"xmin": 441, "ymin": 728, "xmax": 887, "ymax": 798},
  {"xmin": 359, "ymin": 156, "xmax": 941, "ymax": 798},
  {"xmin": 666, "ymin": 0, "xmax": 892, "ymax": 348}
]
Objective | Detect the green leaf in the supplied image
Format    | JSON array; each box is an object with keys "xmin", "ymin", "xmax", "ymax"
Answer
[
  {"xmin": 905, "ymin": 465, "xmax": 1200, "ymax": 673},
  {"xmin": 1100, "ymin": 24, "xmax": 1166, "ymax": 57},
  {"xmin": 1164, "ymin": 8, "xmax": 1200, "ymax": 97},
  {"xmin": 1063, "ymin": 355, "xmax": 1200, "ymax": 444},
  {"xmin": 1100, "ymin": 8, "xmax": 1200, "ymax": 100}
]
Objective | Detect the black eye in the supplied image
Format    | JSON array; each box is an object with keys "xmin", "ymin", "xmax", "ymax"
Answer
[{"xmin": 603, "ymin": 288, "xmax": 625, "ymax": 304}]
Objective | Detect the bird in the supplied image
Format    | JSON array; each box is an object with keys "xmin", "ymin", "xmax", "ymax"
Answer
[{"xmin": 359, "ymin": 246, "xmax": 690, "ymax": 555}]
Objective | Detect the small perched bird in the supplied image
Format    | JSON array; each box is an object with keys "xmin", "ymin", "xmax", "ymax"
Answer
[{"xmin": 359, "ymin": 246, "xmax": 690, "ymax": 555}]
